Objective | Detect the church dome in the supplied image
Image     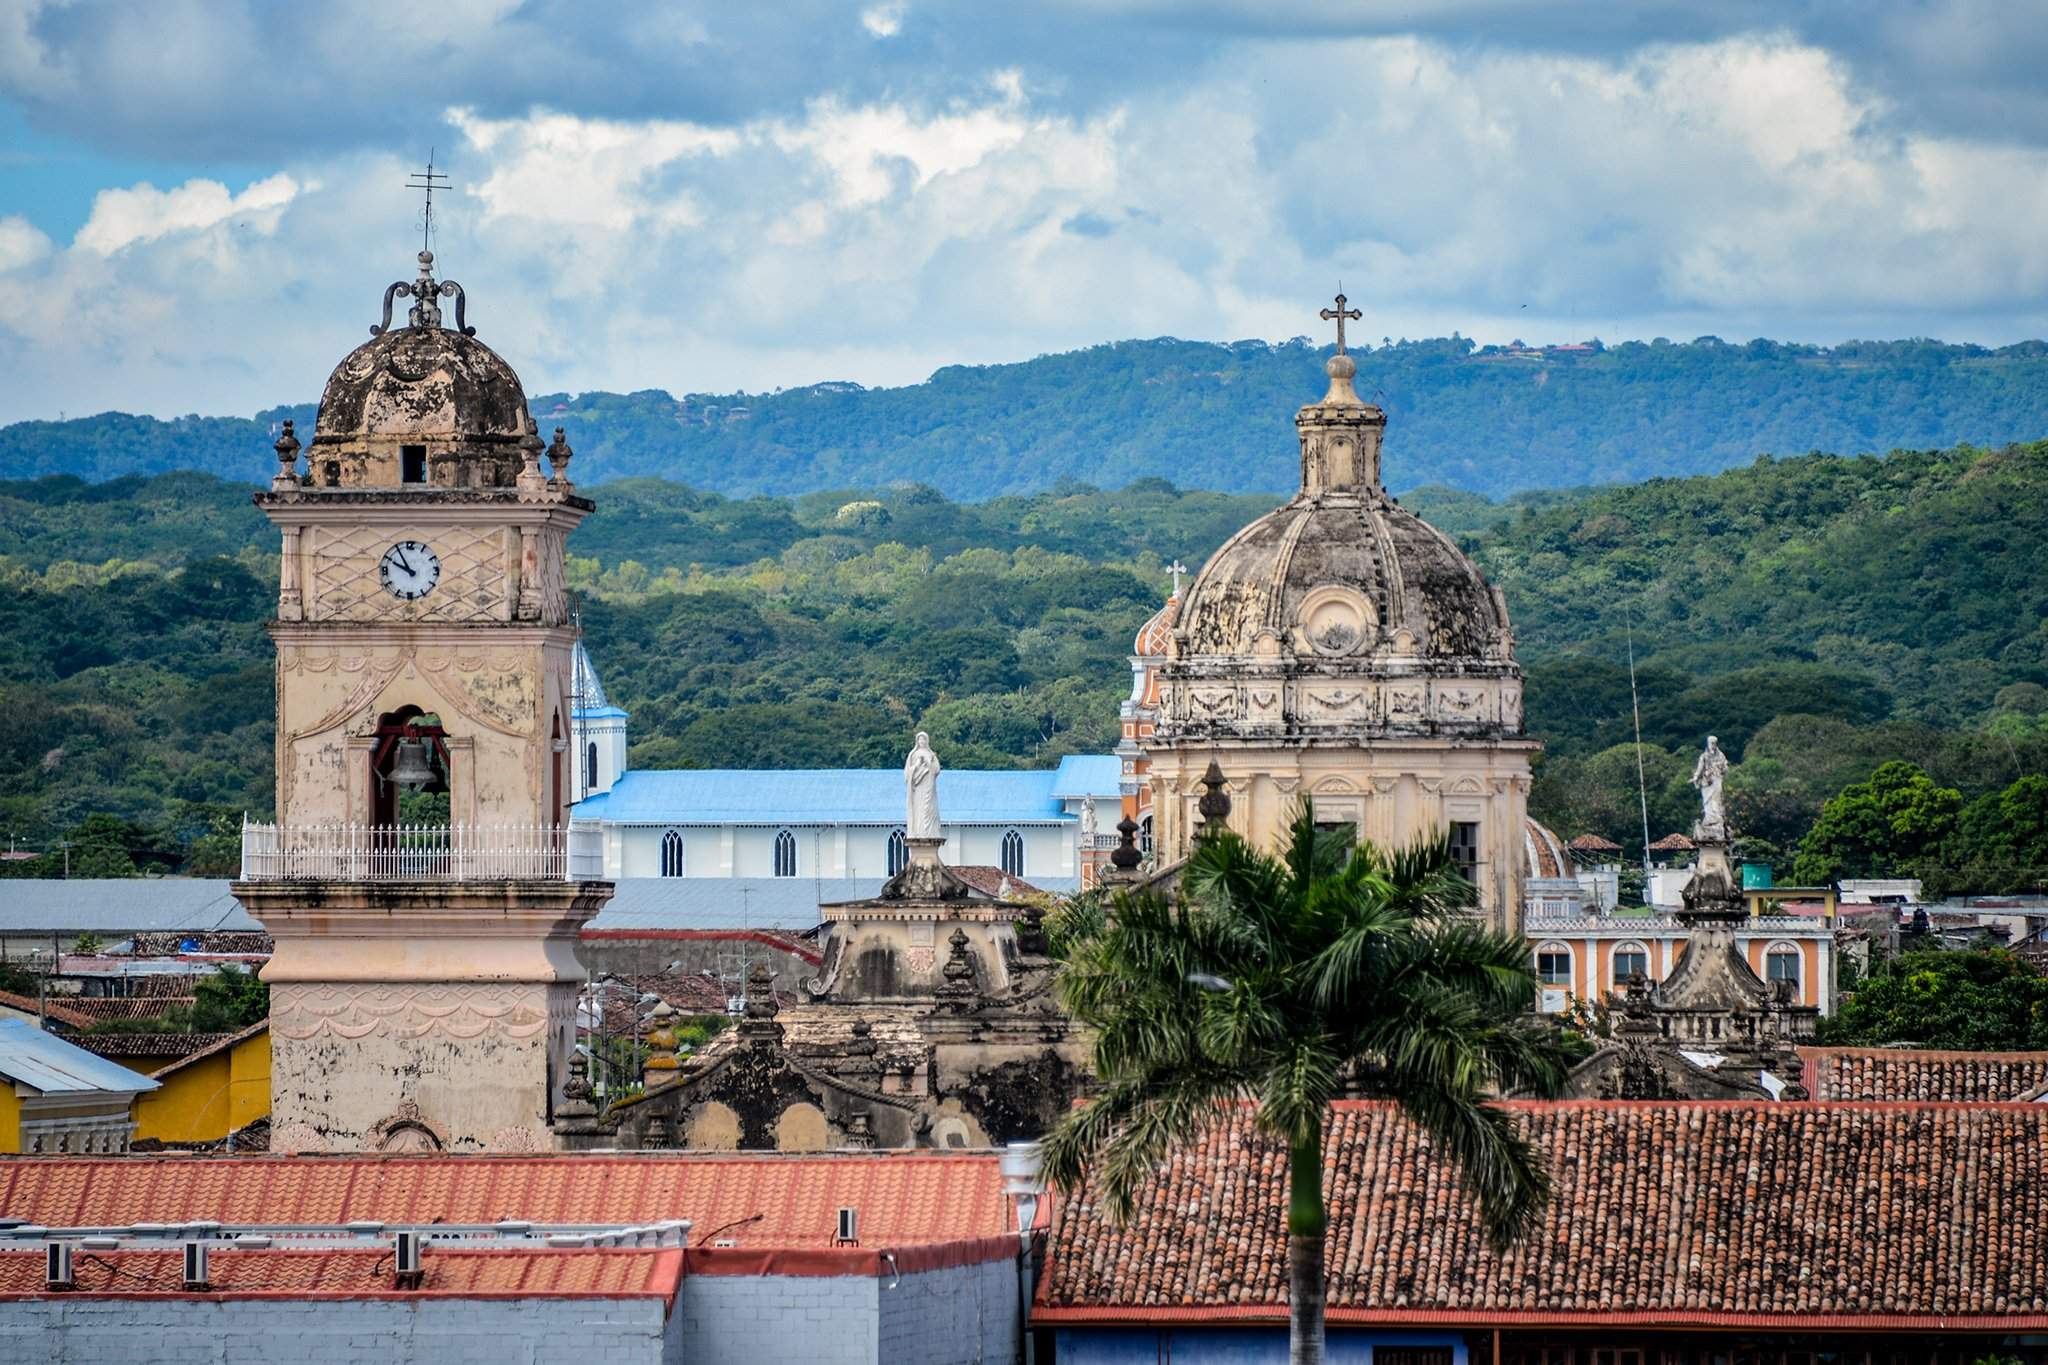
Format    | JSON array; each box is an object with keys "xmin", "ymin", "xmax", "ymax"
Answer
[
  {"xmin": 1160, "ymin": 335, "xmax": 1523, "ymax": 741},
  {"xmin": 1134, "ymin": 594, "xmax": 1180, "ymax": 658},
  {"xmin": 305, "ymin": 251, "xmax": 539, "ymax": 490}
]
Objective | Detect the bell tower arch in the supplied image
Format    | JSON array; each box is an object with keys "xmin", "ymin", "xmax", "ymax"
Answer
[{"xmin": 234, "ymin": 246, "xmax": 612, "ymax": 1154}]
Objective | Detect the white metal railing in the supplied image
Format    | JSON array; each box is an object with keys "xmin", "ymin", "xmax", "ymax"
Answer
[{"xmin": 240, "ymin": 820, "xmax": 606, "ymax": 882}]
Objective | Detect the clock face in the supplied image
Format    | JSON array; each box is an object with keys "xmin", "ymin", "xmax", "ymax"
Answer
[{"xmin": 378, "ymin": 540, "xmax": 441, "ymax": 600}]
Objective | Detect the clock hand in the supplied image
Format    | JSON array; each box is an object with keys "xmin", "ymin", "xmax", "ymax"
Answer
[{"xmin": 396, "ymin": 550, "xmax": 416, "ymax": 576}]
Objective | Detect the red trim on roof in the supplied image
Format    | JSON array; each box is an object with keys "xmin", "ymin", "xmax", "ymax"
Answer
[{"xmin": 683, "ymin": 1234, "xmax": 1018, "ymax": 1278}]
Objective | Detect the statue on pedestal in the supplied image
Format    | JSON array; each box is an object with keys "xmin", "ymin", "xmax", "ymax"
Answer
[
  {"xmin": 1691, "ymin": 735, "xmax": 1729, "ymax": 842},
  {"xmin": 905, "ymin": 731, "xmax": 942, "ymax": 839}
]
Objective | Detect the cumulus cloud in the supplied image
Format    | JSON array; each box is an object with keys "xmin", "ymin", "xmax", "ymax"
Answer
[
  {"xmin": 74, "ymin": 173, "xmax": 298, "ymax": 255},
  {"xmin": 2, "ymin": 27, "xmax": 2047, "ymax": 424},
  {"xmin": 0, "ymin": 215, "xmax": 51, "ymax": 272},
  {"xmin": 860, "ymin": 3, "xmax": 907, "ymax": 39}
]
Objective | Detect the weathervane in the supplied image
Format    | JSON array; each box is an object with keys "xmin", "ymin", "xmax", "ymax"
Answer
[
  {"xmin": 406, "ymin": 150, "xmax": 450, "ymax": 255},
  {"xmin": 1320, "ymin": 291, "xmax": 1362, "ymax": 356}
]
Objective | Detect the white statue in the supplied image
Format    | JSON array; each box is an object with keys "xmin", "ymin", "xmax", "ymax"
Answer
[
  {"xmin": 1691, "ymin": 735, "xmax": 1730, "ymax": 840},
  {"xmin": 904, "ymin": 731, "xmax": 942, "ymax": 839},
  {"xmin": 1080, "ymin": 798, "xmax": 1098, "ymax": 845}
]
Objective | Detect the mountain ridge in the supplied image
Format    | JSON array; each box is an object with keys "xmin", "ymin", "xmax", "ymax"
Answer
[{"xmin": 6, "ymin": 334, "xmax": 2048, "ymax": 499}]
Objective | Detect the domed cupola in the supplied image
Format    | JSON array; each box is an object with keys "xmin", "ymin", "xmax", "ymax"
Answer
[
  {"xmin": 306, "ymin": 250, "xmax": 541, "ymax": 491},
  {"xmin": 1162, "ymin": 295, "xmax": 1523, "ymax": 744}
]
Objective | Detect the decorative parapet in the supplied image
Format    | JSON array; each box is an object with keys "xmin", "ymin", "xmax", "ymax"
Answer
[{"xmin": 1523, "ymin": 911, "xmax": 1833, "ymax": 937}]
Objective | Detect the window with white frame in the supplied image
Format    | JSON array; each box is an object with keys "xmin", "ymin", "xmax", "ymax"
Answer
[
  {"xmin": 773, "ymin": 828, "xmax": 798, "ymax": 878},
  {"xmin": 1536, "ymin": 942, "xmax": 1573, "ymax": 987},
  {"xmin": 1766, "ymin": 942, "xmax": 1801, "ymax": 986},
  {"xmin": 886, "ymin": 829, "xmax": 908, "ymax": 876},
  {"xmin": 660, "ymin": 828, "xmax": 684, "ymax": 878},
  {"xmin": 1000, "ymin": 828, "xmax": 1025, "ymax": 876},
  {"xmin": 1613, "ymin": 941, "xmax": 1649, "ymax": 987}
]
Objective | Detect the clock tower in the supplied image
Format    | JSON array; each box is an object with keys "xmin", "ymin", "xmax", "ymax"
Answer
[{"xmin": 234, "ymin": 249, "xmax": 612, "ymax": 1153}]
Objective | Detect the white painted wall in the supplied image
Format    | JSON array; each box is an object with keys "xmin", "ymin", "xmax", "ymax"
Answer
[{"xmin": 602, "ymin": 822, "xmax": 1077, "ymax": 881}]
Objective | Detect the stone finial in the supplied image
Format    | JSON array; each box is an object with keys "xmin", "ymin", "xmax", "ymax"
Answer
[
  {"xmin": 556, "ymin": 1052, "xmax": 599, "ymax": 1125},
  {"xmin": 371, "ymin": 249, "xmax": 474, "ymax": 337},
  {"xmin": 641, "ymin": 1113, "xmax": 675, "ymax": 1150},
  {"xmin": 1110, "ymin": 814, "xmax": 1142, "ymax": 872},
  {"xmin": 272, "ymin": 419, "xmax": 302, "ymax": 490},
  {"xmin": 934, "ymin": 927, "xmax": 980, "ymax": 1012},
  {"xmin": 845, "ymin": 1111, "xmax": 876, "ymax": 1150},
  {"xmin": 516, "ymin": 418, "xmax": 548, "ymax": 497},
  {"xmin": 642, "ymin": 1002, "xmax": 679, "ymax": 1088},
  {"xmin": 744, "ymin": 961, "xmax": 778, "ymax": 1020},
  {"xmin": 547, "ymin": 426, "xmax": 574, "ymax": 486},
  {"xmin": 1196, "ymin": 760, "xmax": 1232, "ymax": 837}
]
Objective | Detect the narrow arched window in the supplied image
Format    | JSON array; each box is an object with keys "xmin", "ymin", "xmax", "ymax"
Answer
[
  {"xmin": 887, "ymin": 829, "xmax": 908, "ymax": 876},
  {"xmin": 660, "ymin": 829, "xmax": 685, "ymax": 878},
  {"xmin": 1613, "ymin": 942, "xmax": 1649, "ymax": 987},
  {"xmin": 773, "ymin": 828, "xmax": 798, "ymax": 878},
  {"xmin": 1000, "ymin": 828, "xmax": 1025, "ymax": 877},
  {"xmin": 1535, "ymin": 942, "xmax": 1573, "ymax": 987},
  {"xmin": 1766, "ymin": 943, "xmax": 1801, "ymax": 987},
  {"xmin": 585, "ymin": 742, "xmax": 599, "ymax": 791}
]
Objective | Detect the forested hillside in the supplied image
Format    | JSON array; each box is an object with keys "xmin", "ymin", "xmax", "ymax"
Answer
[
  {"xmin": 2, "ymin": 442, "xmax": 2044, "ymax": 889},
  {"xmin": 6, "ymin": 336, "xmax": 2048, "ymax": 499}
]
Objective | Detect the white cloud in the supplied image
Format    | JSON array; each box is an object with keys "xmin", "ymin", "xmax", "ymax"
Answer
[
  {"xmin": 74, "ymin": 173, "xmax": 299, "ymax": 255},
  {"xmin": 860, "ymin": 3, "xmax": 907, "ymax": 39},
  {"xmin": 0, "ymin": 215, "xmax": 51, "ymax": 273},
  {"xmin": 6, "ymin": 30, "xmax": 2048, "ymax": 427}
]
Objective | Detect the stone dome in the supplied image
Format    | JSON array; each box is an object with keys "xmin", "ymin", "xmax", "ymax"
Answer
[
  {"xmin": 305, "ymin": 251, "xmax": 538, "ymax": 490},
  {"xmin": 1160, "ymin": 347, "xmax": 1523, "ymax": 740}
]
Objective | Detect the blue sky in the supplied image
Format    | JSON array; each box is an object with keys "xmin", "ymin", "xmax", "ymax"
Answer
[{"xmin": 2, "ymin": 0, "xmax": 2046, "ymax": 423}]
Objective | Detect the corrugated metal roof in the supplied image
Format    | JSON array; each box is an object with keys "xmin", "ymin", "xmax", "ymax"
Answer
[
  {"xmin": 0, "ymin": 1019, "xmax": 160, "ymax": 1096},
  {"xmin": 1050, "ymin": 754, "xmax": 1122, "ymax": 798},
  {"xmin": 572, "ymin": 764, "xmax": 1113, "ymax": 826},
  {"xmin": 0, "ymin": 880, "xmax": 258, "ymax": 934},
  {"xmin": 586, "ymin": 878, "xmax": 872, "ymax": 932}
]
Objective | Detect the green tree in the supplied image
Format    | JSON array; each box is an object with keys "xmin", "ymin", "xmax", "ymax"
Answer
[
  {"xmin": 1949, "ymin": 774, "xmax": 2048, "ymax": 895},
  {"xmin": 183, "ymin": 965, "xmax": 269, "ymax": 1032},
  {"xmin": 1793, "ymin": 761, "xmax": 1963, "ymax": 887},
  {"xmin": 1041, "ymin": 811, "xmax": 1574, "ymax": 1365},
  {"xmin": 1821, "ymin": 945, "xmax": 2048, "ymax": 1051}
]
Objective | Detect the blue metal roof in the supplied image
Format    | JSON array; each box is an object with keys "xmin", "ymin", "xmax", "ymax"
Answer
[
  {"xmin": 0, "ymin": 1018, "xmax": 160, "ymax": 1096},
  {"xmin": 1051, "ymin": 754, "xmax": 1123, "ymax": 798},
  {"xmin": 586, "ymin": 878, "xmax": 874, "ymax": 932},
  {"xmin": 570, "ymin": 762, "xmax": 1117, "ymax": 826}
]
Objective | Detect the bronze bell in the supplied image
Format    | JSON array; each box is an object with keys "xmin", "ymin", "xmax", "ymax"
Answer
[{"xmin": 389, "ymin": 735, "xmax": 438, "ymax": 791}]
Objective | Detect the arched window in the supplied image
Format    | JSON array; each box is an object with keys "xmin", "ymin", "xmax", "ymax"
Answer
[
  {"xmin": 1535, "ymin": 942, "xmax": 1574, "ymax": 987},
  {"xmin": 773, "ymin": 828, "xmax": 798, "ymax": 878},
  {"xmin": 585, "ymin": 741, "xmax": 599, "ymax": 792},
  {"xmin": 1766, "ymin": 942, "xmax": 1801, "ymax": 988},
  {"xmin": 1000, "ymin": 829, "xmax": 1025, "ymax": 877},
  {"xmin": 1613, "ymin": 941, "xmax": 1649, "ymax": 987},
  {"xmin": 1138, "ymin": 814, "xmax": 1153, "ymax": 854},
  {"xmin": 660, "ymin": 829, "xmax": 685, "ymax": 878},
  {"xmin": 886, "ymin": 829, "xmax": 908, "ymax": 876}
]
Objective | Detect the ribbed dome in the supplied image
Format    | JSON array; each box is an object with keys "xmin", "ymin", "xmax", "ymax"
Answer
[
  {"xmin": 305, "ymin": 251, "xmax": 538, "ymax": 490},
  {"xmin": 1175, "ymin": 497, "xmax": 1511, "ymax": 663}
]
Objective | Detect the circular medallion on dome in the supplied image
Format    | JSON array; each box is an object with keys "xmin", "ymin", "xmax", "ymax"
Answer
[{"xmin": 1295, "ymin": 584, "xmax": 1378, "ymax": 659}]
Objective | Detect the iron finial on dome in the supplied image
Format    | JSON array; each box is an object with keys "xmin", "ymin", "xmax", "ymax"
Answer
[
  {"xmin": 1319, "ymin": 290, "xmax": 1362, "ymax": 356},
  {"xmin": 1315, "ymin": 289, "xmax": 1365, "ymax": 407}
]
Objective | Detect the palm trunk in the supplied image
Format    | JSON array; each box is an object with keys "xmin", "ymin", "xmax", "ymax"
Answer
[{"xmin": 1287, "ymin": 1128, "xmax": 1327, "ymax": 1365}]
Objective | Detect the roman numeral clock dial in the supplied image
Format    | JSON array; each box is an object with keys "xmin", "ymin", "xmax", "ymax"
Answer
[{"xmin": 378, "ymin": 540, "xmax": 441, "ymax": 601}]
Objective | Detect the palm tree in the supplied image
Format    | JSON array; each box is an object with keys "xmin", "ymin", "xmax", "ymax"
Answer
[{"xmin": 1042, "ymin": 807, "xmax": 1577, "ymax": 1365}]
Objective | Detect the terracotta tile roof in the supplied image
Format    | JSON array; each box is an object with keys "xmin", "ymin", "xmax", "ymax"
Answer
[
  {"xmin": 0, "ymin": 1151, "xmax": 1011, "ymax": 1249},
  {"xmin": 146, "ymin": 1020, "xmax": 268, "ymax": 1080},
  {"xmin": 1567, "ymin": 834, "xmax": 1623, "ymax": 854},
  {"xmin": 0, "ymin": 990, "xmax": 93, "ymax": 1029},
  {"xmin": 72, "ymin": 1031, "xmax": 235, "ymax": 1060},
  {"xmin": 1036, "ymin": 1100, "xmax": 2048, "ymax": 1329},
  {"xmin": 951, "ymin": 865, "xmax": 1048, "ymax": 899},
  {"xmin": 1801, "ymin": 1047, "xmax": 2048, "ymax": 1102},
  {"xmin": 0, "ymin": 1247, "xmax": 683, "ymax": 1303},
  {"xmin": 59, "ymin": 997, "xmax": 196, "ymax": 1024},
  {"xmin": 129, "ymin": 931, "xmax": 273, "ymax": 956},
  {"xmin": 1647, "ymin": 833, "xmax": 1696, "ymax": 852}
]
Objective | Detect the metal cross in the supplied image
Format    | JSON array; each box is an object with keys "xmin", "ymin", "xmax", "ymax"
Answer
[
  {"xmin": 1320, "ymin": 292, "xmax": 1362, "ymax": 355},
  {"xmin": 1167, "ymin": 560, "xmax": 1188, "ymax": 596},
  {"xmin": 406, "ymin": 150, "xmax": 451, "ymax": 254}
]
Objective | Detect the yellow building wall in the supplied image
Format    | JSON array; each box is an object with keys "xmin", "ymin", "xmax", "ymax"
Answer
[
  {"xmin": 0, "ymin": 1087, "xmax": 19, "ymax": 1154},
  {"xmin": 134, "ymin": 1030, "xmax": 271, "ymax": 1144}
]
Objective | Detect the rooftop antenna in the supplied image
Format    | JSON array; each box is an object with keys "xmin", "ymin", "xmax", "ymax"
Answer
[
  {"xmin": 1625, "ymin": 611, "xmax": 1654, "ymax": 901},
  {"xmin": 405, "ymin": 150, "xmax": 451, "ymax": 255}
]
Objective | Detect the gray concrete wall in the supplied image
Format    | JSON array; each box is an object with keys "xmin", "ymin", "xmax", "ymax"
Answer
[
  {"xmin": 0, "ymin": 1296, "xmax": 682, "ymax": 1364},
  {"xmin": 675, "ymin": 1254, "xmax": 1024, "ymax": 1365}
]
